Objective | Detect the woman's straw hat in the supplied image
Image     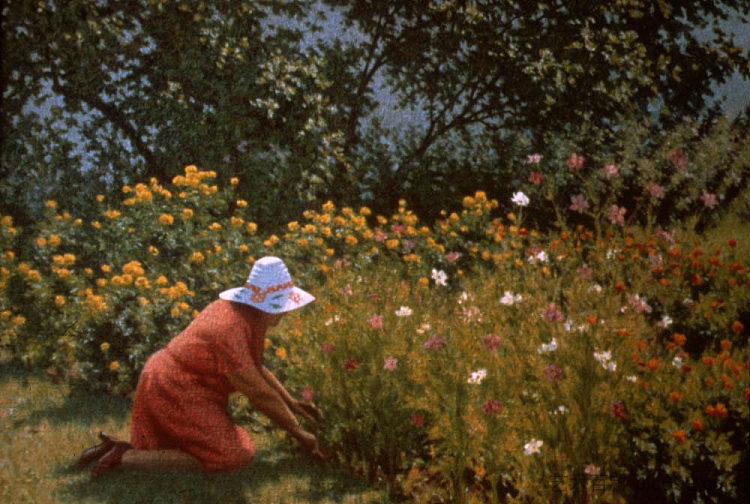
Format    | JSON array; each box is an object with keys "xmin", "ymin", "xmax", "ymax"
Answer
[{"xmin": 219, "ymin": 256, "xmax": 315, "ymax": 313}]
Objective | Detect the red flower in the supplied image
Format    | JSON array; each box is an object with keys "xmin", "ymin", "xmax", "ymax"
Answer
[
  {"xmin": 691, "ymin": 419, "xmax": 703, "ymax": 432},
  {"xmin": 529, "ymin": 171, "xmax": 545, "ymax": 186},
  {"xmin": 483, "ymin": 333, "xmax": 502, "ymax": 352},
  {"xmin": 320, "ymin": 343, "xmax": 335, "ymax": 354},
  {"xmin": 732, "ymin": 321, "xmax": 744, "ymax": 334},
  {"xmin": 482, "ymin": 399, "xmax": 503, "ymax": 416},
  {"xmin": 344, "ymin": 359, "xmax": 359, "ymax": 371},
  {"xmin": 301, "ymin": 386, "xmax": 315, "ymax": 402},
  {"xmin": 646, "ymin": 359, "xmax": 660, "ymax": 372},
  {"xmin": 565, "ymin": 152, "xmax": 586, "ymax": 171},
  {"xmin": 611, "ymin": 401, "xmax": 627, "ymax": 421},
  {"xmin": 672, "ymin": 430, "xmax": 686, "ymax": 443},
  {"xmin": 669, "ymin": 391, "xmax": 682, "ymax": 403},
  {"xmin": 411, "ymin": 413, "xmax": 424, "ymax": 428},
  {"xmin": 728, "ymin": 238, "xmax": 737, "ymax": 248},
  {"xmin": 668, "ymin": 147, "xmax": 689, "ymax": 171}
]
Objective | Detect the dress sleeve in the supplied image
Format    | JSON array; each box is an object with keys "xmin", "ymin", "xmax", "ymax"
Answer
[{"xmin": 214, "ymin": 321, "xmax": 256, "ymax": 376}]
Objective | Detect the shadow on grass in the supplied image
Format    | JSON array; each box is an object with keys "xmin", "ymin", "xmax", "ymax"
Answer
[
  {"xmin": 0, "ymin": 361, "xmax": 131, "ymax": 427},
  {"xmin": 54, "ymin": 448, "xmax": 384, "ymax": 504}
]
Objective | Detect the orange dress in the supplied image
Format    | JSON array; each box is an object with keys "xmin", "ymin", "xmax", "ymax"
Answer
[{"xmin": 130, "ymin": 299, "xmax": 264, "ymax": 472}]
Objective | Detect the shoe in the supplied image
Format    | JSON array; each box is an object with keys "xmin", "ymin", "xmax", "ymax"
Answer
[
  {"xmin": 91, "ymin": 441, "xmax": 133, "ymax": 480},
  {"xmin": 74, "ymin": 431, "xmax": 122, "ymax": 470}
]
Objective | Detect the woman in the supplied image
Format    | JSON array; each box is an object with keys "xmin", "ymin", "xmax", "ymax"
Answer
[{"xmin": 75, "ymin": 256, "xmax": 323, "ymax": 478}]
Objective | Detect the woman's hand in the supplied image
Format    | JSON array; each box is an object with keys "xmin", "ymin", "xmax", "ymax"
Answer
[
  {"xmin": 297, "ymin": 430, "xmax": 325, "ymax": 461},
  {"xmin": 291, "ymin": 399, "xmax": 323, "ymax": 424}
]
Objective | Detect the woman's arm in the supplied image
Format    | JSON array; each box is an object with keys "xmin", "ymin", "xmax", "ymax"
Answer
[
  {"xmin": 227, "ymin": 365, "xmax": 317, "ymax": 451},
  {"xmin": 261, "ymin": 365, "xmax": 323, "ymax": 423}
]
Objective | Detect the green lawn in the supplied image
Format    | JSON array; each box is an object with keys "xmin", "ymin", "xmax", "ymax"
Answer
[{"xmin": 0, "ymin": 364, "xmax": 392, "ymax": 504}]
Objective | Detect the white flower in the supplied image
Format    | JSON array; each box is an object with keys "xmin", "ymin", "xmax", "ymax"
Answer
[
  {"xmin": 607, "ymin": 361, "xmax": 617, "ymax": 372},
  {"xmin": 537, "ymin": 338, "xmax": 558, "ymax": 354},
  {"xmin": 500, "ymin": 291, "xmax": 522, "ymax": 305},
  {"xmin": 659, "ymin": 315, "xmax": 673, "ymax": 328},
  {"xmin": 431, "ymin": 268, "xmax": 448, "ymax": 286},
  {"xmin": 672, "ymin": 355, "xmax": 683, "ymax": 368},
  {"xmin": 527, "ymin": 154, "xmax": 542, "ymax": 164},
  {"xmin": 589, "ymin": 284, "xmax": 603, "ymax": 293},
  {"xmin": 606, "ymin": 248, "xmax": 620, "ymax": 260},
  {"xmin": 324, "ymin": 315, "xmax": 341, "ymax": 326},
  {"xmin": 395, "ymin": 306, "xmax": 413, "ymax": 317},
  {"xmin": 416, "ymin": 323, "xmax": 432, "ymax": 335},
  {"xmin": 523, "ymin": 439, "xmax": 543, "ymax": 455},
  {"xmin": 528, "ymin": 250, "xmax": 547, "ymax": 264},
  {"xmin": 458, "ymin": 291, "xmax": 470, "ymax": 304},
  {"xmin": 511, "ymin": 191, "xmax": 530, "ymax": 207},
  {"xmin": 593, "ymin": 350, "xmax": 612, "ymax": 364},
  {"xmin": 468, "ymin": 368, "xmax": 487, "ymax": 384},
  {"xmin": 556, "ymin": 405, "xmax": 569, "ymax": 414}
]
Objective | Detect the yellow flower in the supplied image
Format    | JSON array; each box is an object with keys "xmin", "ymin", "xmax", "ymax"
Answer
[
  {"xmin": 190, "ymin": 252, "xmax": 205, "ymax": 263},
  {"xmin": 4, "ymin": 251, "xmax": 15, "ymax": 262},
  {"xmin": 123, "ymin": 260, "xmax": 144, "ymax": 276},
  {"xmin": 96, "ymin": 194, "xmax": 105, "ymax": 202},
  {"xmin": 246, "ymin": 222, "xmax": 258, "ymax": 234},
  {"xmin": 122, "ymin": 185, "xmax": 133, "ymax": 193},
  {"xmin": 246, "ymin": 256, "xmax": 255, "ymax": 264},
  {"xmin": 100, "ymin": 342, "xmax": 110, "ymax": 351},
  {"xmin": 105, "ymin": 209, "xmax": 121, "ymax": 219},
  {"xmin": 345, "ymin": 235, "xmax": 358, "ymax": 246},
  {"xmin": 377, "ymin": 216, "xmax": 388, "ymax": 225},
  {"xmin": 179, "ymin": 192, "xmax": 187, "ymax": 199},
  {"xmin": 463, "ymin": 196, "xmax": 475, "ymax": 208},
  {"xmin": 159, "ymin": 214, "xmax": 174, "ymax": 226},
  {"xmin": 386, "ymin": 239, "xmax": 399, "ymax": 250},
  {"xmin": 181, "ymin": 208, "xmax": 194, "ymax": 220},
  {"xmin": 96, "ymin": 278, "xmax": 107, "ymax": 287},
  {"xmin": 45, "ymin": 200, "xmax": 58, "ymax": 209},
  {"xmin": 236, "ymin": 199, "xmax": 248, "ymax": 208},
  {"xmin": 322, "ymin": 200, "xmax": 335, "ymax": 213},
  {"xmin": 73, "ymin": 218, "xmax": 82, "ymax": 226},
  {"xmin": 325, "ymin": 248, "xmax": 335, "ymax": 257},
  {"xmin": 209, "ymin": 222, "xmax": 222, "ymax": 231},
  {"xmin": 135, "ymin": 277, "xmax": 150, "ymax": 289},
  {"xmin": 170, "ymin": 307, "xmax": 181, "ymax": 317},
  {"xmin": 275, "ymin": 347, "xmax": 287, "ymax": 360},
  {"xmin": 230, "ymin": 216, "xmax": 244, "ymax": 228},
  {"xmin": 138, "ymin": 296, "xmax": 149, "ymax": 307},
  {"xmin": 109, "ymin": 361, "xmax": 120, "ymax": 371},
  {"xmin": 54, "ymin": 295, "xmax": 66, "ymax": 307},
  {"xmin": 156, "ymin": 275, "xmax": 168, "ymax": 286},
  {"xmin": 36, "ymin": 236, "xmax": 47, "ymax": 247},
  {"xmin": 48, "ymin": 234, "xmax": 61, "ymax": 246},
  {"xmin": 13, "ymin": 315, "xmax": 27, "ymax": 325},
  {"xmin": 288, "ymin": 221, "xmax": 299, "ymax": 232},
  {"xmin": 230, "ymin": 177, "xmax": 239, "ymax": 185},
  {"xmin": 92, "ymin": 220, "xmax": 102, "ymax": 229},
  {"xmin": 178, "ymin": 302, "xmax": 190, "ymax": 312},
  {"xmin": 148, "ymin": 245, "xmax": 159, "ymax": 256},
  {"xmin": 185, "ymin": 164, "xmax": 197, "ymax": 174},
  {"xmin": 1, "ymin": 216, "xmax": 13, "ymax": 227},
  {"xmin": 359, "ymin": 206, "xmax": 371, "ymax": 216},
  {"xmin": 214, "ymin": 244, "xmax": 222, "ymax": 254},
  {"xmin": 418, "ymin": 277, "xmax": 429, "ymax": 288},
  {"xmin": 0, "ymin": 310, "xmax": 11, "ymax": 320}
]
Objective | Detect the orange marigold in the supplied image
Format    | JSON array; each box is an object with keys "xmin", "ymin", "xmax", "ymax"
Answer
[
  {"xmin": 646, "ymin": 359, "xmax": 660, "ymax": 372},
  {"xmin": 691, "ymin": 419, "xmax": 703, "ymax": 432},
  {"xmin": 672, "ymin": 430, "xmax": 686, "ymax": 443}
]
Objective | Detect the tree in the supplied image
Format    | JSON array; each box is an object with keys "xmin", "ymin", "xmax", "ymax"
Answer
[
  {"xmin": 1, "ymin": 0, "xmax": 346, "ymax": 226},
  {"xmin": 317, "ymin": 0, "xmax": 750, "ymax": 212}
]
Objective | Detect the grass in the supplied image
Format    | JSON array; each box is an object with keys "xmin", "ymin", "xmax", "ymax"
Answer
[{"xmin": 0, "ymin": 363, "xmax": 393, "ymax": 504}]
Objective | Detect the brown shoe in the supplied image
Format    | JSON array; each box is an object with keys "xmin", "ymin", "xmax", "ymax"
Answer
[
  {"xmin": 74, "ymin": 431, "xmax": 122, "ymax": 470},
  {"xmin": 91, "ymin": 441, "xmax": 133, "ymax": 480}
]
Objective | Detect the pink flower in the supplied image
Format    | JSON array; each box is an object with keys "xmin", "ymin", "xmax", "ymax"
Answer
[
  {"xmin": 445, "ymin": 251, "xmax": 462, "ymax": 263},
  {"xmin": 390, "ymin": 224, "xmax": 406, "ymax": 235},
  {"xmin": 383, "ymin": 357, "xmax": 398, "ymax": 371},
  {"xmin": 584, "ymin": 464, "xmax": 601, "ymax": 476},
  {"xmin": 602, "ymin": 164, "xmax": 618, "ymax": 178},
  {"xmin": 578, "ymin": 264, "xmax": 594, "ymax": 281},
  {"xmin": 411, "ymin": 413, "xmax": 425, "ymax": 428},
  {"xmin": 482, "ymin": 399, "xmax": 503, "ymax": 416},
  {"xmin": 543, "ymin": 364, "xmax": 564, "ymax": 381},
  {"xmin": 402, "ymin": 240, "xmax": 416, "ymax": 253},
  {"xmin": 628, "ymin": 294, "xmax": 652, "ymax": 314},
  {"xmin": 569, "ymin": 194, "xmax": 589, "ymax": 214},
  {"xmin": 301, "ymin": 386, "xmax": 315, "ymax": 402},
  {"xmin": 700, "ymin": 192, "xmax": 718, "ymax": 209},
  {"xmin": 607, "ymin": 205, "xmax": 626, "ymax": 227},
  {"xmin": 344, "ymin": 358, "xmax": 359, "ymax": 371},
  {"xmin": 529, "ymin": 171, "xmax": 545, "ymax": 186},
  {"xmin": 423, "ymin": 334, "xmax": 446, "ymax": 351},
  {"xmin": 526, "ymin": 154, "xmax": 542, "ymax": 164},
  {"xmin": 542, "ymin": 303, "xmax": 564, "ymax": 323},
  {"xmin": 320, "ymin": 342, "xmax": 335, "ymax": 354},
  {"xmin": 341, "ymin": 284, "xmax": 354, "ymax": 296},
  {"xmin": 668, "ymin": 148, "xmax": 688, "ymax": 171},
  {"xmin": 611, "ymin": 401, "xmax": 627, "ymax": 421},
  {"xmin": 373, "ymin": 230, "xmax": 387, "ymax": 242},
  {"xmin": 484, "ymin": 333, "xmax": 502, "ymax": 352},
  {"xmin": 369, "ymin": 314, "xmax": 384, "ymax": 329},
  {"xmin": 647, "ymin": 182, "xmax": 665, "ymax": 200},
  {"xmin": 565, "ymin": 152, "xmax": 585, "ymax": 172}
]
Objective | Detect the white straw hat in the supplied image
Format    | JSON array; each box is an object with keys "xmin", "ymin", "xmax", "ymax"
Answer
[{"xmin": 219, "ymin": 256, "xmax": 315, "ymax": 313}]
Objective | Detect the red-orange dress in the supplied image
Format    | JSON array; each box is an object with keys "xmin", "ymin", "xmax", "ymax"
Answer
[{"xmin": 130, "ymin": 299, "xmax": 264, "ymax": 472}]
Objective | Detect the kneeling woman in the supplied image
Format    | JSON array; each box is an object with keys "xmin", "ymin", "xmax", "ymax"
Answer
[{"xmin": 76, "ymin": 256, "xmax": 323, "ymax": 478}]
